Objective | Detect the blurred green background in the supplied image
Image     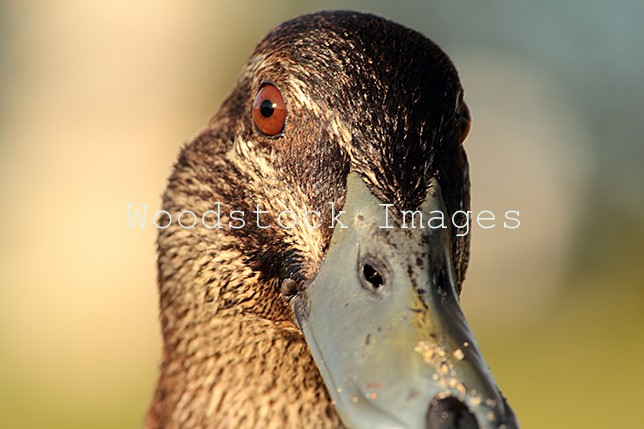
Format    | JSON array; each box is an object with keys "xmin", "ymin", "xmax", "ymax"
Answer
[{"xmin": 0, "ymin": 1, "xmax": 642, "ymax": 428}]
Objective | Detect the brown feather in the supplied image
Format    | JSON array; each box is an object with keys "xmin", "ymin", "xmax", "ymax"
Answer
[{"xmin": 146, "ymin": 10, "xmax": 470, "ymax": 428}]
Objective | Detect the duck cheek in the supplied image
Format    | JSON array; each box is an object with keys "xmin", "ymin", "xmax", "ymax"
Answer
[{"xmin": 292, "ymin": 173, "xmax": 518, "ymax": 429}]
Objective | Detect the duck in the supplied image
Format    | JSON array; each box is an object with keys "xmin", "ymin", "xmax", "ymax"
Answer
[{"xmin": 144, "ymin": 10, "xmax": 519, "ymax": 429}]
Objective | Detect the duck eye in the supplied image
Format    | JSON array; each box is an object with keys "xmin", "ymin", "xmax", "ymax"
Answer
[
  {"xmin": 253, "ymin": 84, "xmax": 287, "ymax": 136},
  {"xmin": 459, "ymin": 101, "xmax": 472, "ymax": 144}
]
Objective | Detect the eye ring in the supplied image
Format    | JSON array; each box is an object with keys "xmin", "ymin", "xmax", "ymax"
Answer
[
  {"xmin": 253, "ymin": 83, "xmax": 287, "ymax": 137},
  {"xmin": 459, "ymin": 101, "xmax": 472, "ymax": 144}
]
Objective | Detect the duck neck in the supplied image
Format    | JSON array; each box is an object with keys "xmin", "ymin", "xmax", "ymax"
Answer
[{"xmin": 146, "ymin": 239, "xmax": 343, "ymax": 428}]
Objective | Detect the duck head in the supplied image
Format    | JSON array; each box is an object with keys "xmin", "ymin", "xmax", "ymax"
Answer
[{"xmin": 147, "ymin": 10, "xmax": 518, "ymax": 429}]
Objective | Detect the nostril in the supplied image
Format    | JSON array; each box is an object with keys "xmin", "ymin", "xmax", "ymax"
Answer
[
  {"xmin": 358, "ymin": 253, "xmax": 390, "ymax": 295},
  {"xmin": 363, "ymin": 263, "xmax": 384, "ymax": 289},
  {"xmin": 426, "ymin": 397, "xmax": 479, "ymax": 429},
  {"xmin": 435, "ymin": 269, "xmax": 449, "ymax": 300}
]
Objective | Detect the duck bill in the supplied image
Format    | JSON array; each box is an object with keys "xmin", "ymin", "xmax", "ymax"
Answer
[{"xmin": 293, "ymin": 173, "xmax": 518, "ymax": 429}]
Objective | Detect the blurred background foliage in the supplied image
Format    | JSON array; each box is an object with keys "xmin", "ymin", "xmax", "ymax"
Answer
[{"xmin": 0, "ymin": 1, "xmax": 642, "ymax": 428}]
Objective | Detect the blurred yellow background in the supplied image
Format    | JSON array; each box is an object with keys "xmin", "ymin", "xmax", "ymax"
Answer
[{"xmin": 0, "ymin": 1, "xmax": 642, "ymax": 428}]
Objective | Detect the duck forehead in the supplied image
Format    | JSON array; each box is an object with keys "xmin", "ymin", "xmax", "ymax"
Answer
[
  {"xmin": 241, "ymin": 11, "xmax": 466, "ymax": 210},
  {"xmin": 250, "ymin": 11, "xmax": 464, "ymax": 116}
]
